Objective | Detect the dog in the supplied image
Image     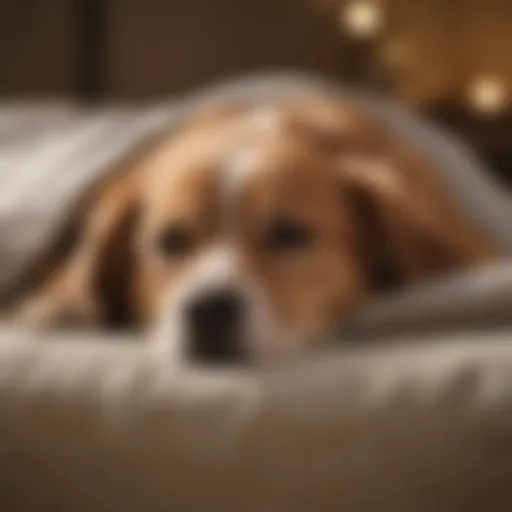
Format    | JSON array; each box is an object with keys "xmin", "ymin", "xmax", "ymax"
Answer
[{"xmin": 19, "ymin": 97, "xmax": 498, "ymax": 363}]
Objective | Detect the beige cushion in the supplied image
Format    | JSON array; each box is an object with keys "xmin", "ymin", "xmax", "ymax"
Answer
[{"xmin": 0, "ymin": 333, "xmax": 512, "ymax": 511}]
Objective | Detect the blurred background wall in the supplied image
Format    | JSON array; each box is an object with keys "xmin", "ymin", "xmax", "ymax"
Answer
[
  {"xmin": 0, "ymin": 0, "xmax": 511, "ymax": 184},
  {"xmin": 0, "ymin": 0, "xmax": 345, "ymax": 99}
]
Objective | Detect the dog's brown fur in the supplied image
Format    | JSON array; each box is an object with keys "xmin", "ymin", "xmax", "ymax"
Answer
[{"xmin": 20, "ymin": 98, "xmax": 498, "ymax": 355}]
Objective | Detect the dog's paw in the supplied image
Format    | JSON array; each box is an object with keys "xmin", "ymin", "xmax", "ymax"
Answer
[{"xmin": 16, "ymin": 293, "xmax": 102, "ymax": 329}]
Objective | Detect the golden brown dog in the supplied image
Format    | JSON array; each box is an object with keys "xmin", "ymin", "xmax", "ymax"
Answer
[{"xmin": 20, "ymin": 98, "xmax": 498, "ymax": 363}]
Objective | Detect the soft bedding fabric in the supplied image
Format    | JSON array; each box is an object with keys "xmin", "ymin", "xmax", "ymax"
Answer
[
  {"xmin": 344, "ymin": 262, "xmax": 512, "ymax": 340},
  {"xmin": 1, "ymin": 334, "xmax": 512, "ymax": 511}
]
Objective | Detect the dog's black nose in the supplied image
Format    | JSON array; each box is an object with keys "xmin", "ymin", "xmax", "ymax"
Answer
[{"xmin": 186, "ymin": 289, "xmax": 245, "ymax": 363}]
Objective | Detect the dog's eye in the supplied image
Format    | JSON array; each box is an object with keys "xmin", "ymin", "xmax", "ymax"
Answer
[
  {"xmin": 264, "ymin": 219, "xmax": 315, "ymax": 253},
  {"xmin": 156, "ymin": 226, "xmax": 194, "ymax": 258}
]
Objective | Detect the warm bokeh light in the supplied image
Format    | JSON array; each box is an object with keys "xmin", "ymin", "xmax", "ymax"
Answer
[
  {"xmin": 467, "ymin": 75, "xmax": 508, "ymax": 116},
  {"xmin": 340, "ymin": 0, "xmax": 383, "ymax": 39}
]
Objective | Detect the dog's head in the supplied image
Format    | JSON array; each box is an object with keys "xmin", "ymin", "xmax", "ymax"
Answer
[{"xmin": 100, "ymin": 99, "xmax": 496, "ymax": 364}]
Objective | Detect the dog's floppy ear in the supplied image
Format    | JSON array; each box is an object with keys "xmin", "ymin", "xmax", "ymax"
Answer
[
  {"xmin": 85, "ymin": 168, "xmax": 144, "ymax": 327},
  {"xmin": 338, "ymin": 149, "xmax": 498, "ymax": 291},
  {"xmin": 18, "ymin": 164, "xmax": 145, "ymax": 329},
  {"xmin": 284, "ymin": 97, "xmax": 498, "ymax": 290}
]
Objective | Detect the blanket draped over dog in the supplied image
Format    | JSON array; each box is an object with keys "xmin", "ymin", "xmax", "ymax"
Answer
[{"xmin": 0, "ymin": 72, "xmax": 511, "ymax": 511}]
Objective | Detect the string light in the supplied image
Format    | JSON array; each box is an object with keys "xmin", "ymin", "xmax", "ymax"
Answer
[
  {"xmin": 340, "ymin": 0, "xmax": 383, "ymax": 39},
  {"xmin": 467, "ymin": 75, "xmax": 508, "ymax": 116},
  {"xmin": 314, "ymin": 1, "xmax": 511, "ymax": 116}
]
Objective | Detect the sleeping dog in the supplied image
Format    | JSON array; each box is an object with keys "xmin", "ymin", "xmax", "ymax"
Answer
[{"xmin": 19, "ymin": 98, "xmax": 498, "ymax": 363}]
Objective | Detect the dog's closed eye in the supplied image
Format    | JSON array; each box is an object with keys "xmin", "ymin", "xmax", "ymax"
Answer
[
  {"xmin": 264, "ymin": 219, "xmax": 316, "ymax": 254},
  {"xmin": 155, "ymin": 225, "xmax": 196, "ymax": 259}
]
